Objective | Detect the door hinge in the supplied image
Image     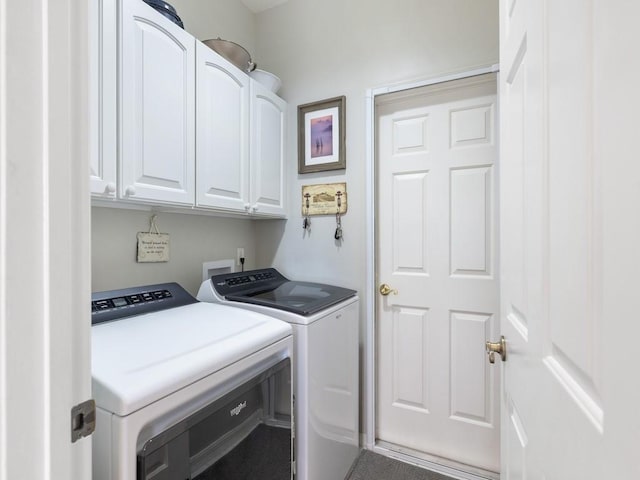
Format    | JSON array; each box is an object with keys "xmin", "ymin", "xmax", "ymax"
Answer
[{"xmin": 71, "ymin": 399, "xmax": 96, "ymax": 443}]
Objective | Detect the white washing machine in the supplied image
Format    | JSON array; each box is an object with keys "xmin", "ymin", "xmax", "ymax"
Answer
[
  {"xmin": 197, "ymin": 268, "xmax": 359, "ymax": 480},
  {"xmin": 91, "ymin": 282, "xmax": 293, "ymax": 480}
]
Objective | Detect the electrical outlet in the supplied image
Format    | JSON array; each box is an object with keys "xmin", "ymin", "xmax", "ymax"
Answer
[{"xmin": 236, "ymin": 248, "xmax": 245, "ymax": 266}]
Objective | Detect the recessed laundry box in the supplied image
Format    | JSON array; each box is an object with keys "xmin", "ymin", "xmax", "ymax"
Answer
[{"xmin": 91, "ymin": 282, "xmax": 293, "ymax": 480}]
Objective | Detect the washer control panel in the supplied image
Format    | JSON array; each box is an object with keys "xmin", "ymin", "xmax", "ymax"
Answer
[
  {"xmin": 210, "ymin": 268, "xmax": 286, "ymax": 296},
  {"xmin": 91, "ymin": 283, "xmax": 197, "ymax": 325}
]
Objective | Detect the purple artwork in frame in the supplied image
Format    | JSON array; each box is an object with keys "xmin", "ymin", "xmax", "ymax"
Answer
[{"xmin": 298, "ymin": 96, "xmax": 345, "ymax": 173}]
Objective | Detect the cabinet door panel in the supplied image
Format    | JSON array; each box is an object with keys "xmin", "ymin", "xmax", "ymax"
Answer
[
  {"xmin": 250, "ymin": 80, "xmax": 286, "ymax": 217},
  {"xmin": 90, "ymin": 0, "xmax": 117, "ymax": 197},
  {"xmin": 120, "ymin": 0, "xmax": 195, "ymax": 205},
  {"xmin": 196, "ymin": 42, "xmax": 250, "ymax": 210}
]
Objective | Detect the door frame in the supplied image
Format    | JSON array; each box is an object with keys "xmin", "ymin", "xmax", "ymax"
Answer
[{"xmin": 363, "ymin": 64, "xmax": 499, "ymax": 479}]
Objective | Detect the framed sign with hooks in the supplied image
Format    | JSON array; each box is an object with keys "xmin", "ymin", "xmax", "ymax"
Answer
[{"xmin": 301, "ymin": 183, "xmax": 347, "ymax": 216}]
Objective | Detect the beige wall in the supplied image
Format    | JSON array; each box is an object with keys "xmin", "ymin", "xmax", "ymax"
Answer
[
  {"xmin": 91, "ymin": 0, "xmax": 497, "ymax": 304},
  {"xmin": 169, "ymin": 0, "xmax": 257, "ymax": 55},
  {"xmin": 91, "ymin": 0, "xmax": 260, "ymax": 296},
  {"xmin": 92, "ymin": 1, "xmax": 497, "ymax": 297},
  {"xmin": 253, "ymin": 0, "xmax": 499, "ymax": 290},
  {"xmin": 252, "ymin": 0, "xmax": 498, "ymax": 433},
  {"xmin": 91, "ymin": 207, "xmax": 263, "ymax": 296},
  {"xmin": 91, "ymin": 1, "xmax": 498, "ymax": 432}
]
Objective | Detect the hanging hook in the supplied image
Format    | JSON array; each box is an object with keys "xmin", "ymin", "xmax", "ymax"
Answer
[
  {"xmin": 334, "ymin": 191, "xmax": 343, "ymax": 240},
  {"xmin": 303, "ymin": 193, "xmax": 311, "ymax": 230}
]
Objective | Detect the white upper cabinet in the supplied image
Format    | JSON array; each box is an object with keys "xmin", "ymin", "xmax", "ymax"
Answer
[
  {"xmin": 90, "ymin": 0, "xmax": 117, "ymax": 198},
  {"xmin": 195, "ymin": 42, "xmax": 251, "ymax": 211},
  {"xmin": 90, "ymin": 0, "xmax": 288, "ymax": 216},
  {"xmin": 120, "ymin": 0, "xmax": 195, "ymax": 205},
  {"xmin": 249, "ymin": 80, "xmax": 287, "ymax": 217},
  {"xmin": 196, "ymin": 50, "xmax": 287, "ymax": 218}
]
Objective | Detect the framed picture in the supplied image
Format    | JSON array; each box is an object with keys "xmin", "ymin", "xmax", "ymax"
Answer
[{"xmin": 298, "ymin": 96, "xmax": 346, "ymax": 174}]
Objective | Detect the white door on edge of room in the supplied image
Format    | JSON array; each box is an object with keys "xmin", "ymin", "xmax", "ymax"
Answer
[
  {"xmin": 499, "ymin": 0, "xmax": 640, "ymax": 478},
  {"xmin": 1, "ymin": 0, "xmax": 92, "ymax": 478},
  {"xmin": 375, "ymin": 73, "xmax": 500, "ymax": 473}
]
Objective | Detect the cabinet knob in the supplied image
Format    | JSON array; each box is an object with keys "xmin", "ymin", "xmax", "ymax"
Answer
[
  {"xmin": 251, "ymin": 205, "xmax": 259, "ymax": 212},
  {"xmin": 244, "ymin": 203, "xmax": 251, "ymax": 211},
  {"xmin": 105, "ymin": 183, "xmax": 116, "ymax": 194},
  {"xmin": 125, "ymin": 185, "xmax": 136, "ymax": 196}
]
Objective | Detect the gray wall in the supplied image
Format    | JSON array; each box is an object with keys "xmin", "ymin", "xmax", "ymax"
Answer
[{"xmin": 91, "ymin": 207, "xmax": 263, "ymax": 296}]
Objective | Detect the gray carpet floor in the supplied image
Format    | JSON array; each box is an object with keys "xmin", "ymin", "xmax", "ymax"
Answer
[{"xmin": 345, "ymin": 451, "xmax": 455, "ymax": 480}]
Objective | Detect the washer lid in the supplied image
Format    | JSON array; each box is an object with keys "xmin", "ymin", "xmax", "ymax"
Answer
[{"xmin": 91, "ymin": 302, "xmax": 291, "ymax": 416}]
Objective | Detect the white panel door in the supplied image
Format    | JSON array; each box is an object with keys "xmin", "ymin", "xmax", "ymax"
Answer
[
  {"xmin": 120, "ymin": 0, "xmax": 195, "ymax": 205},
  {"xmin": 2, "ymin": 0, "xmax": 92, "ymax": 478},
  {"xmin": 249, "ymin": 80, "xmax": 286, "ymax": 217},
  {"xmin": 195, "ymin": 42, "xmax": 250, "ymax": 211},
  {"xmin": 376, "ymin": 74, "xmax": 499, "ymax": 472},
  {"xmin": 499, "ymin": 0, "xmax": 640, "ymax": 478}
]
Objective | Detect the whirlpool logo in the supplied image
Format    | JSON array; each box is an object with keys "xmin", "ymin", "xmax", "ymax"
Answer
[{"xmin": 229, "ymin": 401, "xmax": 247, "ymax": 417}]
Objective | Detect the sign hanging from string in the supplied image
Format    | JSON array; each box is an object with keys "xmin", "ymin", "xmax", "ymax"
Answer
[{"xmin": 136, "ymin": 214, "xmax": 170, "ymax": 263}]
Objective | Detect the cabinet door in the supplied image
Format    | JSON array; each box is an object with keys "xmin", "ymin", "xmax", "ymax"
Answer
[
  {"xmin": 249, "ymin": 80, "xmax": 287, "ymax": 217},
  {"xmin": 90, "ymin": 0, "xmax": 117, "ymax": 198},
  {"xmin": 120, "ymin": 0, "xmax": 195, "ymax": 205},
  {"xmin": 196, "ymin": 42, "xmax": 250, "ymax": 211}
]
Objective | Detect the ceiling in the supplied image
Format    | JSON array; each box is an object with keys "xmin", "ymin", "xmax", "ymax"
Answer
[{"xmin": 239, "ymin": 0, "xmax": 289, "ymax": 13}]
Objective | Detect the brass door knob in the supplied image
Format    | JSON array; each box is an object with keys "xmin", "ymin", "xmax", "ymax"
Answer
[
  {"xmin": 379, "ymin": 283, "xmax": 398, "ymax": 296},
  {"xmin": 486, "ymin": 336, "xmax": 507, "ymax": 363}
]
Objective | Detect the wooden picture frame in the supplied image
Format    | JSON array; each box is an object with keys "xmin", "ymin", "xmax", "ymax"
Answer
[{"xmin": 297, "ymin": 96, "xmax": 346, "ymax": 174}]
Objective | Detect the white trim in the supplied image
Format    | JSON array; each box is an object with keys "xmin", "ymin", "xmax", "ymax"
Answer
[
  {"xmin": 368, "ymin": 65, "xmax": 499, "ymax": 98},
  {"xmin": 0, "ymin": 0, "xmax": 7, "ymax": 477},
  {"xmin": 363, "ymin": 63, "xmax": 499, "ymax": 462},
  {"xmin": 364, "ymin": 88, "xmax": 376, "ymax": 450},
  {"xmin": 373, "ymin": 443, "xmax": 498, "ymax": 480},
  {"xmin": 41, "ymin": 0, "xmax": 52, "ymax": 474}
]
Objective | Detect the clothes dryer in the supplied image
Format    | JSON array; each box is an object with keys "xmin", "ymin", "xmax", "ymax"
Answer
[{"xmin": 91, "ymin": 282, "xmax": 293, "ymax": 480}]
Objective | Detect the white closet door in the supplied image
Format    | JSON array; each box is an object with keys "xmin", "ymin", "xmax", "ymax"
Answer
[{"xmin": 376, "ymin": 74, "xmax": 499, "ymax": 472}]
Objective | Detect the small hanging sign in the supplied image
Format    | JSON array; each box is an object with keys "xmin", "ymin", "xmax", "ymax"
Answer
[{"xmin": 137, "ymin": 215, "xmax": 170, "ymax": 263}]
